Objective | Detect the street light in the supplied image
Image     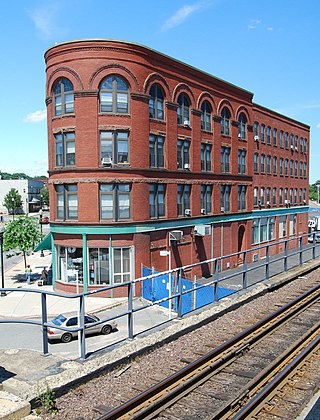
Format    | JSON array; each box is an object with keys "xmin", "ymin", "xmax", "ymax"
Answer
[
  {"xmin": 39, "ymin": 209, "xmax": 44, "ymax": 257},
  {"xmin": 0, "ymin": 226, "xmax": 6, "ymax": 297}
]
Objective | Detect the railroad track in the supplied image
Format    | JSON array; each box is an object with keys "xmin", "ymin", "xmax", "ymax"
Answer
[{"xmin": 97, "ymin": 284, "xmax": 320, "ymax": 419}]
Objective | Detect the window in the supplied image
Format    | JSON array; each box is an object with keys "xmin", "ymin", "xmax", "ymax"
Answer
[
  {"xmin": 267, "ymin": 155, "xmax": 271, "ymax": 174},
  {"xmin": 290, "ymin": 134, "xmax": 294, "ymax": 149},
  {"xmin": 284, "ymin": 188, "xmax": 288, "ymax": 202},
  {"xmin": 299, "ymin": 137, "xmax": 303, "ymax": 153},
  {"xmin": 149, "ymin": 84, "xmax": 164, "ymax": 120},
  {"xmin": 294, "ymin": 161, "xmax": 298, "ymax": 177},
  {"xmin": 177, "ymin": 184, "xmax": 191, "ymax": 216},
  {"xmin": 238, "ymin": 185, "xmax": 246, "ymax": 211},
  {"xmin": 290, "ymin": 160, "xmax": 293, "ymax": 177},
  {"xmin": 300, "ymin": 162, "xmax": 303, "ymax": 177},
  {"xmin": 295, "ymin": 135, "xmax": 298, "ymax": 150},
  {"xmin": 279, "ymin": 188, "xmax": 283, "ymax": 205},
  {"xmin": 100, "ymin": 75, "xmax": 129, "ymax": 113},
  {"xmin": 303, "ymin": 188, "xmax": 307, "ymax": 202},
  {"xmin": 269, "ymin": 217, "xmax": 275, "ymax": 240},
  {"xmin": 279, "ymin": 131, "xmax": 284, "ymax": 148},
  {"xmin": 57, "ymin": 246, "xmax": 83, "ymax": 283},
  {"xmin": 272, "ymin": 187, "xmax": 277, "ymax": 205},
  {"xmin": 100, "ymin": 131, "xmax": 129, "ymax": 164},
  {"xmin": 254, "ymin": 122, "xmax": 259, "ymax": 137},
  {"xmin": 201, "ymin": 185, "xmax": 212, "ymax": 214},
  {"xmin": 279, "ymin": 158, "xmax": 283, "ymax": 176},
  {"xmin": 279, "ymin": 216, "xmax": 287, "ymax": 238},
  {"xmin": 56, "ymin": 184, "xmax": 78, "ymax": 220},
  {"xmin": 221, "ymin": 146, "xmax": 230, "ymax": 173},
  {"xmin": 260, "ymin": 187, "xmax": 265, "ymax": 206},
  {"xmin": 260, "ymin": 154, "xmax": 265, "ymax": 173},
  {"xmin": 150, "ymin": 184, "xmax": 166, "ymax": 218},
  {"xmin": 177, "ymin": 93, "xmax": 190, "ymax": 125},
  {"xmin": 238, "ymin": 150, "xmax": 246, "ymax": 174},
  {"xmin": 299, "ymin": 188, "xmax": 302, "ymax": 204},
  {"xmin": 252, "ymin": 219, "xmax": 259, "ymax": 244},
  {"xmin": 289, "ymin": 214, "xmax": 296, "ymax": 235},
  {"xmin": 149, "ymin": 135, "xmax": 164, "ymax": 168},
  {"xmin": 201, "ymin": 143, "xmax": 212, "ymax": 171},
  {"xmin": 273, "ymin": 128, "xmax": 277, "ymax": 146},
  {"xmin": 285, "ymin": 159, "xmax": 288, "ymax": 176},
  {"xmin": 89, "ymin": 248, "xmax": 110, "ymax": 285},
  {"xmin": 254, "ymin": 153, "xmax": 259, "ymax": 173},
  {"xmin": 55, "ymin": 132, "xmax": 75, "ymax": 166},
  {"xmin": 294, "ymin": 188, "xmax": 297, "ymax": 204},
  {"xmin": 220, "ymin": 107, "xmax": 230, "ymax": 136},
  {"xmin": 113, "ymin": 248, "xmax": 132, "ymax": 284},
  {"xmin": 304, "ymin": 162, "xmax": 307, "ymax": 177},
  {"xmin": 177, "ymin": 139, "xmax": 190, "ymax": 169},
  {"xmin": 238, "ymin": 113, "xmax": 247, "ymax": 139},
  {"xmin": 201, "ymin": 101, "xmax": 212, "ymax": 131},
  {"xmin": 304, "ymin": 138, "xmax": 307, "ymax": 153},
  {"xmin": 100, "ymin": 184, "xmax": 131, "ymax": 220},
  {"xmin": 253, "ymin": 187, "xmax": 258, "ymax": 207},
  {"xmin": 53, "ymin": 78, "xmax": 74, "ymax": 116},
  {"xmin": 220, "ymin": 185, "xmax": 230, "ymax": 212},
  {"xmin": 267, "ymin": 126, "xmax": 271, "ymax": 144},
  {"xmin": 285, "ymin": 132, "xmax": 289, "ymax": 149},
  {"xmin": 290, "ymin": 188, "xmax": 293, "ymax": 204},
  {"xmin": 266, "ymin": 187, "xmax": 271, "ymax": 204},
  {"xmin": 261, "ymin": 124, "xmax": 265, "ymax": 142},
  {"xmin": 252, "ymin": 217, "xmax": 275, "ymax": 244},
  {"xmin": 273, "ymin": 157, "xmax": 277, "ymax": 175}
]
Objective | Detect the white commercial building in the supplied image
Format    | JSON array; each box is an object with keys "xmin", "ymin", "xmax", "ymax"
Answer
[{"xmin": 0, "ymin": 179, "xmax": 45, "ymax": 215}]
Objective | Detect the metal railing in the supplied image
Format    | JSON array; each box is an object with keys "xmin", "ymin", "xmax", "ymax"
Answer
[{"xmin": 0, "ymin": 232, "xmax": 320, "ymax": 360}]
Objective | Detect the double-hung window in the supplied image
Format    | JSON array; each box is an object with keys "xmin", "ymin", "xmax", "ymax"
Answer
[
  {"xmin": 267, "ymin": 126, "xmax": 271, "ymax": 144},
  {"xmin": 149, "ymin": 84, "xmax": 164, "ymax": 120},
  {"xmin": 201, "ymin": 101, "xmax": 212, "ymax": 131},
  {"xmin": 100, "ymin": 131, "xmax": 129, "ymax": 165},
  {"xmin": 113, "ymin": 248, "xmax": 131, "ymax": 284},
  {"xmin": 177, "ymin": 139, "xmax": 190, "ymax": 169},
  {"xmin": 100, "ymin": 75, "xmax": 128, "ymax": 114},
  {"xmin": 55, "ymin": 132, "xmax": 75, "ymax": 166},
  {"xmin": 149, "ymin": 135, "xmax": 164, "ymax": 168},
  {"xmin": 260, "ymin": 154, "xmax": 265, "ymax": 173},
  {"xmin": 177, "ymin": 184, "xmax": 191, "ymax": 216},
  {"xmin": 279, "ymin": 131, "xmax": 284, "ymax": 148},
  {"xmin": 100, "ymin": 184, "xmax": 131, "ymax": 220},
  {"xmin": 201, "ymin": 143, "xmax": 212, "ymax": 172},
  {"xmin": 221, "ymin": 147, "xmax": 230, "ymax": 173},
  {"xmin": 149, "ymin": 184, "xmax": 166, "ymax": 218},
  {"xmin": 254, "ymin": 153, "xmax": 259, "ymax": 173},
  {"xmin": 238, "ymin": 113, "xmax": 247, "ymax": 140},
  {"xmin": 279, "ymin": 158, "xmax": 283, "ymax": 175},
  {"xmin": 238, "ymin": 185, "xmax": 246, "ymax": 211},
  {"xmin": 238, "ymin": 150, "xmax": 246, "ymax": 174},
  {"xmin": 220, "ymin": 185, "xmax": 230, "ymax": 212},
  {"xmin": 273, "ymin": 157, "xmax": 277, "ymax": 175},
  {"xmin": 177, "ymin": 93, "xmax": 190, "ymax": 125},
  {"xmin": 56, "ymin": 184, "xmax": 78, "ymax": 220},
  {"xmin": 220, "ymin": 107, "xmax": 230, "ymax": 136},
  {"xmin": 201, "ymin": 185, "xmax": 212, "ymax": 214},
  {"xmin": 273, "ymin": 128, "xmax": 277, "ymax": 146},
  {"xmin": 253, "ymin": 187, "xmax": 258, "ymax": 207},
  {"xmin": 261, "ymin": 124, "xmax": 265, "ymax": 142},
  {"xmin": 267, "ymin": 155, "xmax": 271, "ymax": 174},
  {"xmin": 53, "ymin": 78, "xmax": 74, "ymax": 116}
]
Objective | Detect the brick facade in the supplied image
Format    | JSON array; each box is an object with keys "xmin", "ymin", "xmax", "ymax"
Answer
[{"xmin": 45, "ymin": 39, "xmax": 309, "ymax": 294}]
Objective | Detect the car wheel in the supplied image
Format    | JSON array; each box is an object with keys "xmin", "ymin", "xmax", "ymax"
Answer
[
  {"xmin": 61, "ymin": 332, "xmax": 73, "ymax": 343},
  {"xmin": 101, "ymin": 325, "xmax": 112, "ymax": 335}
]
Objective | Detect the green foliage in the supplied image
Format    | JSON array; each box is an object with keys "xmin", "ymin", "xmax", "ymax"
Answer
[
  {"xmin": 0, "ymin": 172, "xmax": 31, "ymax": 180},
  {"xmin": 309, "ymin": 180, "xmax": 320, "ymax": 202},
  {"xmin": 37, "ymin": 385, "xmax": 58, "ymax": 414},
  {"xmin": 40, "ymin": 185, "xmax": 49, "ymax": 206},
  {"xmin": 3, "ymin": 217, "xmax": 42, "ymax": 265},
  {"xmin": 3, "ymin": 188, "xmax": 22, "ymax": 214}
]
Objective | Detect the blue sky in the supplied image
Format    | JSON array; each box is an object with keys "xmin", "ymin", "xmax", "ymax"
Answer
[{"xmin": 1, "ymin": 0, "xmax": 320, "ymax": 182}]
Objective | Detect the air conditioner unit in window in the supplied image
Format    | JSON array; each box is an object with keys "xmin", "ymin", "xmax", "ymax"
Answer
[
  {"xmin": 221, "ymin": 206, "xmax": 225, "ymax": 213},
  {"xmin": 194, "ymin": 224, "xmax": 211, "ymax": 236},
  {"xmin": 184, "ymin": 208, "xmax": 191, "ymax": 216},
  {"xmin": 295, "ymin": 146, "xmax": 298, "ymax": 151},
  {"xmin": 184, "ymin": 119, "xmax": 190, "ymax": 126},
  {"xmin": 200, "ymin": 208, "xmax": 206, "ymax": 215},
  {"xmin": 238, "ymin": 133, "xmax": 242, "ymax": 138},
  {"xmin": 184, "ymin": 163, "xmax": 191, "ymax": 170},
  {"xmin": 101, "ymin": 157, "xmax": 113, "ymax": 166},
  {"xmin": 290, "ymin": 145, "xmax": 294, "ymax": 150},
  {"xmin": 266, "ymin": 201, "xmax": 271, "ymax": 207},
  {"xmin": 284, "ymin": 199, "xmax": 290, "ymax": 204},
  {"xmin": 254, "ymin": 135, "xmax": 259, "ymax": 141}
]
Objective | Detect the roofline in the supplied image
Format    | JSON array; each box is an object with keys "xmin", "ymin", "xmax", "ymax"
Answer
[
  {"xmin": 45, "ymin": 38, "xmax": 254, "ymax": 98},
  {"xmin": 253, "ymin": 102, "xmax": 310, "ymax": 130}
]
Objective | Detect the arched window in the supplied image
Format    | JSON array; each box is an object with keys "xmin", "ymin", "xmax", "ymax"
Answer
[
  {"xmin": 238, "ymin": 113, "xmax": 247, "ymax": 139},
  {"xmin": 100, "ymin": 75, "xmax": 129, "ymax": 114},
  {"xmin": 177, "ymin": 93, "xmax": 190, "ymax": 125},
  {"xmin": 53, "ymin": 78, "xmax": 74, "ymax": 116},
  {"xmin": 201, "ymin": 101, "xmax": 212, "ymax": 131},
  {"xmin": 149, "ymin": 84, "xmax": 164, "ymax": 120},
  {"xmin": 220, "ymin": 107, "xmax": 230, "ymax": 135}
]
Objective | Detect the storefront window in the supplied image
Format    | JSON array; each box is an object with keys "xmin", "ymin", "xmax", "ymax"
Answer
[
  {"xmin": 58, "ymin": 246, "xmax": 83, "ymax": 284},
  {"xmin": 89, "ymin": 248, "xmax": 110, "ymax": 285}
]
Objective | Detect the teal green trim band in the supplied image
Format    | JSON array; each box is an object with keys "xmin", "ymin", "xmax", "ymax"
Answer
[
  {"xmin": 82, "ymin": 233, "xmax": 88, "ymax": 293},
  {"xmin": 49, "ymin": 206, "xmax": 309, "ymax": 235}
]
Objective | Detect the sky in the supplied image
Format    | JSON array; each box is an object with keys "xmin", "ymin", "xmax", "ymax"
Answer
[{"xmin": 1, "ymin": 0, "xmax": 320, "ymax": 182}]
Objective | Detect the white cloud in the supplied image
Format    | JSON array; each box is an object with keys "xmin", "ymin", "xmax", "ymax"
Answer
[
  {"xmin": 248, "ymin": 19, "xmax": 261, "ymax": 30},
  {"xmin": 23, "ymin": 110, "xmax": 47, "ymax": 123},
  {"xmin": 29, "ymin": 3, "xmax": 61, "ymax": 39},
  {"xmin": 162, "ymin": 2, "xmax": 207, "ymax": 30}
]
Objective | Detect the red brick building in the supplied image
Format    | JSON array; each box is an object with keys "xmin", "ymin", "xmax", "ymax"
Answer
[{"xmin": 44, "ymin": 39, "xmax": 309, "ymax": 295}]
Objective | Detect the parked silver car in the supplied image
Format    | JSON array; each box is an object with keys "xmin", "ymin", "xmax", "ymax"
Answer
[{"xmin": 47, "ymin": 312, "xmax": 117, "ymax": 343}]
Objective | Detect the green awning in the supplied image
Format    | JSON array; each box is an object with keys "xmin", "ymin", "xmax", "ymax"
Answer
[{"xmin": 34, "ymin": 233, "xmax": 52, "ymax": 252}]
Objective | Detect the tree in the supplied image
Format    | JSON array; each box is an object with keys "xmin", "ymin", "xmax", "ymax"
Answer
[
  {"xmin": 40, "ymin": 185, "xmax": 49, "ymax": 207},
  {"xmin": 309, "ymin": 180, "xmax": 320, "ymax": 202},
  {"xmin": 3, "ymin": 216, "xmax": 42, "ymax": 267},
  {"xmin": 3, "ymin": 188, "xmax": 22, "ymax": 216}
]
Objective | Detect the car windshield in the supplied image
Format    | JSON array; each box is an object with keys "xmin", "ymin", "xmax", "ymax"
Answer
[{"xmin": 52, "ymin": 314, "xmax": 67, "ymax": 326}]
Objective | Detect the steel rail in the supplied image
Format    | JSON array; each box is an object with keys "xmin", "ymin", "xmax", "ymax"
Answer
[{"xmin": 97, "ymin": 284, "xmax": 320, "ymax": 420}]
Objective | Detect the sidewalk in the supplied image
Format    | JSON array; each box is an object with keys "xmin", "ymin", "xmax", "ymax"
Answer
[{"xmin": 0, "ymin": 250, "xmax": 124, "ymax": 318}]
